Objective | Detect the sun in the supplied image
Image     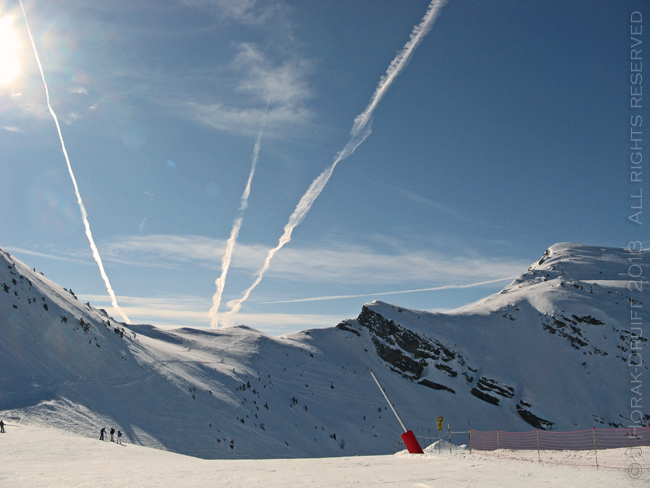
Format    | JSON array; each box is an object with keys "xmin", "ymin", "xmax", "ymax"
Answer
[{"xmin": 0, "ymin": 15, "xmax": 21, "ymax": 87}]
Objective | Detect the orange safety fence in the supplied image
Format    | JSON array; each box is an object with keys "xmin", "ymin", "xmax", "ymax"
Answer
[{"xmin": 468, "ymin": 427, "xmax": 650, "ymax": 471}]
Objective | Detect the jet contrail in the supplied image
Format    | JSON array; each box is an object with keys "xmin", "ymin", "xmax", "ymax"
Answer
[
  {"xmin": 19, "ymin": 0, "xmax": 130, "ymax": 324},
  {"xmin": 209, "ymin": 109, "xmax": 268, "ymax": 327},
  {"xmin": 223, "ymin": 0, "xmax": 448, "ymax": 319},
  {"xmin": 262, "ymin": 276, "xmax": 519, "ymax": 304}
]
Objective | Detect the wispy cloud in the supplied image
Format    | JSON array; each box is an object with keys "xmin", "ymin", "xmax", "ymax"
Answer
[
  {"xmin": 98, "ymin": 234, "xmax": 529, "ymax": 286},
  {"xmin": 29, "ymin": 0, "xmax": 312, "ymax": 139},
  {"xmin": 19, "ymin": 0, "xmax": 129, "ymax": 323},
  {"xmin": 10, "ymin": 236, "xmax": 530, "ymax": 288},
  {"xmin": 64, "ymin": 112, "xmax": 81, "ymax": 126},
  {"xmin": 188, "ymin": 102, "xmax": 312, "ymax": 138},
  {"xmin": 210, "ymin": 107, "xmax": 269, "ymax": 326},
  {"xmin": 5, "ymin": 247, "xmax": 91, "ymax": 265},
  {"xmin": 81, "ymin": 294, "xmax": 209, "ymax": 324},
  {"xmin": 100, "ymin": 235, "xmax": 227, "ymax": 269},
  {"xmin": 233, "ymin": 43, "xmax": 311, "ymax": 106},
  {"xmin": 186, "ymin": 42, "xmax": 313, "ymax": 137},
  {"xmin": 80, "ymin": 293, "xmax": 341, "ymax": 335},
  {"xmin": 369, "ymin": 179, "xmax": 504, "ymax": 228},
  {"xmin": 262, "ymin": 276, "xmax": 519, "ymax": 304},
  {"xmin": 223, "ymin": 0, "xmax": 450, "ymax": 317},
  {"xmin": 68, "ymin": 86, "xmax": 88, "ymax": 95},
  {"xmin": 180, "ymin": 0, "xmax": 265, "ymax": 24}
]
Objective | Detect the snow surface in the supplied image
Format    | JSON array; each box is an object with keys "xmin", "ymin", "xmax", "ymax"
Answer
[
  {"xmin": 0, "ymin": 423, "xmax": 641, "ymax": 487},
  {"xmin": 0, "ymin": 243, "xmax": 648, "ymax": 464}
]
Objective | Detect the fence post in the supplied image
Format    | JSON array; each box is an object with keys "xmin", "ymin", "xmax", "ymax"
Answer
[
  {"xmin": 593, "ymin": 427, "xmax": 599, "ymax": 470},
  {"xmin": 497, "ymin": 430, "xmax": 500, "ymax": 459},
  {"xmin": 469, "ymin": 428, "xmax": 472, "ymax": 455},
  {"xmin": 448, "ymin": 422, "xmax": 452, "ymax": 453},
  {"xmin": 536, "ymin": 429, "xmax": 540, "ymax": 463}
]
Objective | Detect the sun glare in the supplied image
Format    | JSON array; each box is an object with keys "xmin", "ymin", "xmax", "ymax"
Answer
[{"xmin": 0, "ymin": 15, "xmax": 21, "ymax": 87}]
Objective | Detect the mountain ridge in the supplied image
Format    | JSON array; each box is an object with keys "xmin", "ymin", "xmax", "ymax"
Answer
[{"xmin": 0, "ymin": 243, "xmax": 647, "ymax": 459}]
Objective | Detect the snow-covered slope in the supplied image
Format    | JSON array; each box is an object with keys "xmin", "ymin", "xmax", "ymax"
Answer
[
  {"xmin": 0, "ymin": 424, "xmax": 637, "ymax": 488},
  {"xmin": 0, "ymin": 243, "xmax": 647, "ymax": 459}
]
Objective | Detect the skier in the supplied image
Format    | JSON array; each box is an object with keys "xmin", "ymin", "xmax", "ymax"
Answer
[
  {"xmin": 99, "ymin": 427, "xmax": 106, "ymax": 441},
  {"xmin": 110, "ymin": 427, "xmax": 115, "ymax": 442},
  {"xmin": 117, "ymin": 430, "xmax": 123, "ymax": 445},
  {"xmin": 0, "ymin": 420, "xmax": 4, "ymax": 433}
]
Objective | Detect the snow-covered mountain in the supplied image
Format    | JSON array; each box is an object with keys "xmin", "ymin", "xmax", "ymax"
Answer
[{"xmin": 0, "ymin": 243, "xmax": 647, "ymax": 459}]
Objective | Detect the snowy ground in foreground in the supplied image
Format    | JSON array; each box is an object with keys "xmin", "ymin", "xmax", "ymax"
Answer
[{"xmin": 0, "ymin": 423, "xmax": 644, "ymax": 487}]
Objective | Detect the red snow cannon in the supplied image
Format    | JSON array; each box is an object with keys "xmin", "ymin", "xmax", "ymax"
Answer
[
  {"xmin": 368, "ymin": 369, "xmax": 425, "ymax": 454},
  {"xmin": 401, "ymin": 430, "xmax": 424, "ymax": 454}
]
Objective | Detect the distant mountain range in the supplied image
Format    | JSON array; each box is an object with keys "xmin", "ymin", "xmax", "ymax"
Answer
[{"xmin": 0, "ymin": 243, "xmax": 647, "ymax": 459}]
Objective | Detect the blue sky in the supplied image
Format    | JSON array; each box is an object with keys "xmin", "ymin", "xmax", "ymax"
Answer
[{"xmin": 1, "ymin": 0, "xmax": 645, "ymax": 334}]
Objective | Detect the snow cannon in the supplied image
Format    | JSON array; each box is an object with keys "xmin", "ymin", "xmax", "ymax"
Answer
[
  {"xmin": 400, "ymin": 430, "xmax": 425, "ymax": 454},
  {"xmin": 368, "ymin": 370, "xmax": 424, "ymax": 454}
]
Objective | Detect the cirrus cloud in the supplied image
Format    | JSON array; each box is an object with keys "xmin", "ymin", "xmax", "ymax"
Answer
[{"xmin": 97, "ymin": 234, "xmax": 530, "ymax": 287}]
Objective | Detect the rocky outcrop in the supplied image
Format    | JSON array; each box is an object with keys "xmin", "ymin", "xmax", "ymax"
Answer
[
  {"xmin": 355, "ymin": 305, "xmax": 459, "ymax": 380},
  {"xmin": 516, "ymin": 400, "xmax": 555, "ymax": 430},
  {"xmin": 356, "ymin": 305, "xmax": 521, "ymax": 412},
  {"xmin": 470, "ymin": 377, "xmax": 515, "ymax": 406},
  {"xmin": 418, "ymin": 379, "xmax": 455, "ymax": 394}
]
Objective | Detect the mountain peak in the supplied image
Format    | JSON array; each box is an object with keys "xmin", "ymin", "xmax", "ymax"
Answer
[{"xmin": 1, "ymin": 243, "xmax": 647, "ymax": 458}]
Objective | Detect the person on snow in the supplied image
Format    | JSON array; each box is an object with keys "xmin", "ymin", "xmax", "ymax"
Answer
[
  {"xmin": 110, "ymin": 427, "xmax": 115, "ymax": 442},
  {"xmin": 0, "ymin": 420, "xmax": 4, "ymax": 433},
  {"xmin": 99, "ymin": 427, "xmax": 106, "ymax": 441},
  {"xmin": 117, "ymin": 430, "xmax": 123, "ymax": 445}
]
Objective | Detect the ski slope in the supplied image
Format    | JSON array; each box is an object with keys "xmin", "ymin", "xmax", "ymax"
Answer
[
  {"xmin": 0, "ymin": 243, "xmax": 648, "ymax": 461},
  {"xmin": 0, "ymin": 423, "xmax": 640, "ymax": 487}
]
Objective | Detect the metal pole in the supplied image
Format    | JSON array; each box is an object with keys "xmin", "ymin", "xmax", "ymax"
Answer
[
  {"xmin": 368, "ymin": 369, "xmax": 407, "ymax": 433},
  {"xmin": 448, "ymin": 422, "xmax": 452, "ymax": 453},
  {"xmin": 593, "ymin": 427, "xmax": 599, "ymax": 470},
  {"xmin": 536, "ymin": 429, "xmax": 540, "ymax": 463}
]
